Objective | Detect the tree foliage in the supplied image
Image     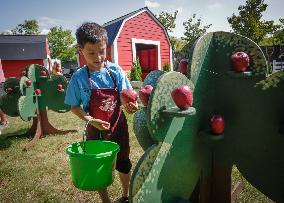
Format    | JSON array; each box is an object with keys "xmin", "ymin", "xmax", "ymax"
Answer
[
  {"xmin": 163, "ymin": 63, "xmax": 170, "ymax": 72},
  {"xmin": 11, "ymin": 19, "xmax": 39, "ymax": 35},
  {"xmin": 274, "ymin": 18, "xmax": 284, "ymax": 44},
  {"xmin": 157, "ymin": 10, "xmax": 181, "ymax": 52},
  {"xmin": 130, "ymin": 58, "xmax": 142, "ymax": 81},
  {"xmin": 227, "ymin": 0, "xmax": 279, "ymax": 43},
  {"xmin": 47, "ymin": 26, "xmax": 77, "ymax": 62},
  {"xmin": 156, "ymin": 10, "xmax": 178, "ymax": 34},
  {"xmin": 170, "ymin": 36, "xmax": 187, "ymax": 52},
  {"xmin": 182, "ymin": 14, "xmax": 212, "ymax": 45}
]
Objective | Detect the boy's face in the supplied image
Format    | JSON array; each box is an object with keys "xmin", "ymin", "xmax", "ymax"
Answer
[{"xmin": 80, "ymin": 40, "xmax": 107, "ymax": 70}]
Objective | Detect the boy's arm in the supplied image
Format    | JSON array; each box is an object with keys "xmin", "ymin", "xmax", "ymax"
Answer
[
  {"xmin": 70, "ymin": 105, "xmax": 92, "ymax": 122},
  {"xmin": 65, "ymin": 75, "xmax": 110, "ymax": 130},
  {"xmin": 71, "ymin": 105, "xmax": 110, "ymax": 131}
]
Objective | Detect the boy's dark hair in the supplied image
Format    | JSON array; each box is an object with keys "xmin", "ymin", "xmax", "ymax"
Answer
[{"xmin": 76, "ymin": 22, "xmax": 108, "ymax": 47}]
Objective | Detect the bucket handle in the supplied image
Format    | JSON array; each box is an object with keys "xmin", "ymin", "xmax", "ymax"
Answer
[
  {"xmin": 82, "ymin": 120, "xmax": 103, "ymax": 152},
  {"xmin": 82, "ymin": 121, "xmax": 89, "ymax": 152}
]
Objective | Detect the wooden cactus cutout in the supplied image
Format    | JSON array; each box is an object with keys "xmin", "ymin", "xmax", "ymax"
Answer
[
  {"xmin": 0, "ymin": 64, "xmax": 76, "ymax": 150},
  {"xmin": 0, "ymin": 78, "xmax": 20, "ymax": 117},
  {"xmin": 132, "ymin": 70, "xmax": 165, "ymax": 151},
  {"xmin": 131, "ymin": 31, "xmax": 284, "ymax": 202}
]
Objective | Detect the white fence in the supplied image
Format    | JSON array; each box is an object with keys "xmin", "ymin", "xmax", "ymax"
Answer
[{"xmin": 272, "ymin": 60, "xmax": 284, "ymax": 73}]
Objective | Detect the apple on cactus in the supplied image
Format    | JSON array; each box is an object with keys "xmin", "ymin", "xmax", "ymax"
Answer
[
  {"xmin": 231, "ymin": 52, "xmax": 250, "ymax": 72},
  {"xmin": 35, "ymin": 89, "xmax": 41, "ymax": 95},
  {"xmin": 40, "ymin": 70, "xmax": 47, "ymax": 77},
  {"xmin": 120, "ymin": 89, "xmax": 138, "ymax": 105},
  {"xmin": 57, "ymin": 84, "xmax": 63, "ymax": 91},
  {"xmin": 26, "ymin": 80, "xmax": 32, "ymax": 87},
  {"xmin": 210, "ymin": 115, "xmax": 225, "ymax": 135},
  {"xmin": 139, "ymin": 85, "xmax": 153, "ymax": 107},
  {"xmin": 171, "ymin": 85, "xmax": 193, "ymax": 110}
]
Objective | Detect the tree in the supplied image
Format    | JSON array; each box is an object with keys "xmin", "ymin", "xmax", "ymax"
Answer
[
  {"xmin": 0, "ymin": 64, "xmax": 76, "ymax": 150},
  {"xmin": 130, "ymin": 58, "xmax": 142, "ymax": 81},
  {"xmin": 259, "ymin": 37, "xmax": 276, "ymax": 46},
  {"xmin": 156, "ymin": 10, "xmax": 178, "ymax": 34},
  {"xmin": 182, "ymin": 14, "xmax": 212, "ymax": 45},
  {"xmin": 157, "ymin": 10, "xmax": 182, "ymax": 53},
  {"xmin": 227, "ymin": 0, "xmax": 279, "ymax": 43},
  {"xmin": 274, "ymin": 18, "xmax": 284, "ymax": 44},
  {"xmin": 163, "ymin": 63, "xmax": 170, "ymax": 72},
  {"xmin": 169, "ymin": 36, "xmax": 187, "ymax": 52},
  {"xmin": 11, "ymin": 19, "xmax": 39, "ymax": 35},
  {"xmin": 47, "ymin": 26, "xmax": 77, "ymax": 62}
]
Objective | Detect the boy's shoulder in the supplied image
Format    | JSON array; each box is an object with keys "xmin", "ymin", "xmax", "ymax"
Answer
[
  {"xmin": 107, "ymin": 62, "xmax": 127, "ymax": 78},
  {"xmin": 107, "ymin": 62, "xmax": 121, "ymax": 72},
  {"xmin": 72, "ymin": 66, "xmax": 87, "ymax": 78}
]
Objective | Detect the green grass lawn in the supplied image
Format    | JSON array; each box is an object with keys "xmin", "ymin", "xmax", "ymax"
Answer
[{"xmin": 0, "ymin": 111, "xmax": 273, "ymax": 203}]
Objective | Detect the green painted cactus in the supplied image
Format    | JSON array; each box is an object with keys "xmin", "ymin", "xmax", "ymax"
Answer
[
  {"xmin": 18, "ymin": 75, "xmax": 38, "ymax": 121},
  {"xmin": 133, "ymin": 70, "xmax": 165, "ymax": 151},
  {"xmin": 38, "ymin": 74, "xmax": 70, "ymax": 113},
  {"xmin": 131, "ymin": 72, "xmax": 199, "ymax": 203},
  {"xmin": 0, "ymin": 64, "xmax": 70, "ymax": 121},
  {"xmin": 0, "ymin": 64, "xmax": 73, "ymax": 149},
  {"xmin": 133, "ymin": 107, "xmax": 155, "ymax": 151},
  {"xmin": 131, "ymin": 31, "xmax": 284, "ymax": 202},
  {"xmin": 0, "ymin": 77, "xmax": 21, "ymax": 117}
]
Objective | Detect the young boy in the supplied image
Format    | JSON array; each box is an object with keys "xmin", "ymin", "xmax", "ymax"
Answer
[{"xmin": 64, "ymin": 22, "xmax": 138, "ymax": 203}]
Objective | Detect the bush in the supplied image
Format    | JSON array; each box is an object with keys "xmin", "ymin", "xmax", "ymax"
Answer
[
  {"xmin": 130, "ymin": 58, "xmax": 142, "ymax": 81},
  {"xmin": 163, "ymin": 63, "xmax": 170, "ymax": 72}
]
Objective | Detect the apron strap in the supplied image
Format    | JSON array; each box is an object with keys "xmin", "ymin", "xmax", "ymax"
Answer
[
  {"xmin": 104, "ymin": 61, "xmax": 117, "ymax": 88},
  {"xmin": 104, "ymin": 62, "xmax": 121, "ymax": 106},
  {"xmin": 86, "ymin": 66, "xmax": 92, "ymax": 89}
]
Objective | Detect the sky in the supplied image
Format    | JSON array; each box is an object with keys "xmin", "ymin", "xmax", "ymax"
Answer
[{"xmin": 0, "ymin": 0, "xmax": 283, "ymax": 38}]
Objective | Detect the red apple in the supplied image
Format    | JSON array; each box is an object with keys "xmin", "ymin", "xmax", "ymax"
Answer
[
  {"xmin": 210, "ymin": 115, "xmax": 225, "ymax": 135},
  {"xmin": 139, "ymin": 85, "xmax": 153, "ymax": 106},
  {"xmin": 40, "ymin": 70, "xmax": 47, "ymax": 77},
  {"xmin": 231, "ymin": 52, "xmax": 250, "ymax": 72},
  {"xmin": 171, "ymin": 85, "xmax": 193, "ymax": 110},
  {"xmin": 6, "ymin": 87, "xmax": 13, "ymax": 94},
  {"xmin": 179, "ymin": 59, "xmax": 188, "ymax": 75},
  {"xmin": 120, "ymin": 89, "xmax": 138, "ymax": 105},
  {"xmin": 57, "ymin": 84, "xmax": 63, "ymax": 91},
  {"xmin": 35, "ymin": 89, "xmax": 41, "ymax": 95},
  {"xmin": 26, "ymin": 80, "xmax": 32, "ymax": 87}
]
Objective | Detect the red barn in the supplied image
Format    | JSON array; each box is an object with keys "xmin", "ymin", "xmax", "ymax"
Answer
[
  {"xmin": 77, "ymin": 7, "xmax": 173, "ymax": 79},
  {"xmin": 0, "ymin": 35, "xmax": 50, "ymax": 78}
]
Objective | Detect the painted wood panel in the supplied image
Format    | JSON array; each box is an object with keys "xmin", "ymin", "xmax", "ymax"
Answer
[{"xmin": 2, "ymin": 59, "xmax": 44, "ymax": 78}]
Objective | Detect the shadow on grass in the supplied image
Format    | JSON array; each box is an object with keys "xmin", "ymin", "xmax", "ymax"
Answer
[{"xmin": 0, "ymin": 128, "xmax": 31, "ymax": 150}]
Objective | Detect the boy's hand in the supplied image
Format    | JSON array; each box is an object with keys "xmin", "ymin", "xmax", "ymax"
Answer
[
  {"xmin": 89, "ymin": 118, "xmax": 110, "ymax": 131},
  {"xmin": 124, "ymin": 101, "xmax": 139, "ymax": 114}
]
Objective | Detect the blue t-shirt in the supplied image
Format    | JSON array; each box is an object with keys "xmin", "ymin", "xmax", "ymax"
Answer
[{"xmin": 64, "ymin": 62, "xmax": 132, "ymax": 112}]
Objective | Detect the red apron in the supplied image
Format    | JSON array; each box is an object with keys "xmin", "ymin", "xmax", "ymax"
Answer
[{"xmin": 85, "ymin": 65, "xmax": 131, "ymax": 174}]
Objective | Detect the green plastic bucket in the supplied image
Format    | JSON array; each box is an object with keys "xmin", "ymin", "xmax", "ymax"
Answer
[{"xmin": 66, "ymin": 140, "xmax": 120, "ymax": 191}]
